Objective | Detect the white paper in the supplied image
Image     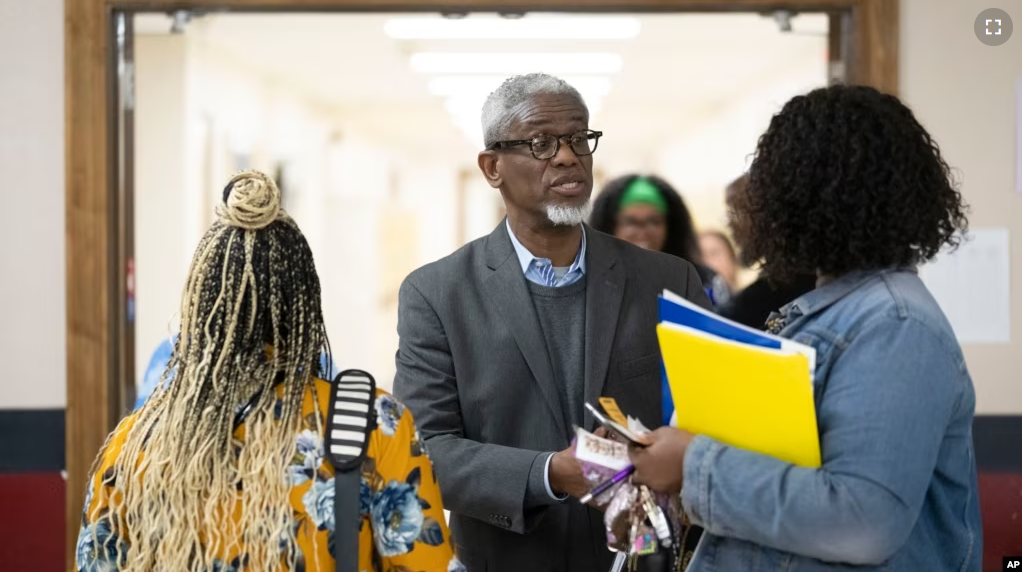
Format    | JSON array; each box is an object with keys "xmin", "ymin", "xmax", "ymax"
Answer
[
  {"xmin": 919, "ymin": 228, "xmax": 1011, "ymax": 343},
  {"xmin": 626, "ymin": 416, "xmax": 651, "ymax": 435},
  {"xmin": 574, "ymin": 428, "xmax": 630, "ymax": 470}
]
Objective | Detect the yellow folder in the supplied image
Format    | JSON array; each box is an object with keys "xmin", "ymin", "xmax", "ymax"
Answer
[{"xmin": 657, "ymin": 322, "xmax": 821, "ymax": 467}]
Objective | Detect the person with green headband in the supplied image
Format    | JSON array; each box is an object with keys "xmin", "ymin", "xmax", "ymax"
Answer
[
  {"xmin": 619, "ymin": 177, "xmax": 669, "ymax": 218},
  {"xmin": 590, "ymin": 174, "xmax": 731, "ymax": 306}
]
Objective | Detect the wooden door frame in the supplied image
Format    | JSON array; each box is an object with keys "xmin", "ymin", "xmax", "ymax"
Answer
[{"xmin": 64, "ymin": 0, "xmax": 897, "ymax": 566}]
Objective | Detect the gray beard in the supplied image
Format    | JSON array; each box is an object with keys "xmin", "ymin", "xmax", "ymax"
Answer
[{"xmin": 544, "ymin": 199, "xmax": 593, "ymax": 227}]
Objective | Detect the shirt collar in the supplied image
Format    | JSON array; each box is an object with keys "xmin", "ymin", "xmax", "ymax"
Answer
[
  {"xmin": 505, "ymin": 218, "xmax": 587, "ymax": 275},
  {"xmin": 782, "ymin": 267, "xmax": 914, "ymax": 321}
]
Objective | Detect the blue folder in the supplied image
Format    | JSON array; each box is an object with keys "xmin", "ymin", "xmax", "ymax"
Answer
[{"xmin": 658, "ymin": 296, "xmax": 783, "ymax": 349}]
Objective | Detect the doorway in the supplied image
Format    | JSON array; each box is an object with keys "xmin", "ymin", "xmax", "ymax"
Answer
[{"xmin": 64, "ymin": 0, "xmax": 897, "ymax": 566}]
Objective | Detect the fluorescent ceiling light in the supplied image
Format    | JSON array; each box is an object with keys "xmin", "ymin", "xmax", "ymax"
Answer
[
  {"xmin": 410, "ymin": 52, "xmax": 623, "ymax": 75},
  {"xmin": 427, "ymin": 75, "xmax": 613, "ymax": 98},
  {"xmin": 384, "ymin": 16, "xmax": 640, "ymax": 40}
]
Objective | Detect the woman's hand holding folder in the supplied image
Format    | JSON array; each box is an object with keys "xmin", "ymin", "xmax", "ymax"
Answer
[{"xmin": 629, "ymin": 427, "xmax": 696, "ymax": 496}]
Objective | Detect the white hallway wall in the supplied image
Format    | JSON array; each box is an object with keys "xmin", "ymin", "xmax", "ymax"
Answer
[
  {"xmin": 133, "ymin": 28, "xmax": 494, "ymax": 392},
  {"xmin": 134, "ymin": 34, "xmax": 189, "ymax": 389},
  {"xmin": 1, "ymin": 1, "xmax": 1020, "ymax": 416}
]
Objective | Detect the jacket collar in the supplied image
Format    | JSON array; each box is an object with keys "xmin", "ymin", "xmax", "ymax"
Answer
[{"xmin": 782, "ymin": 267, "xmax": 916, "ymax": 322}]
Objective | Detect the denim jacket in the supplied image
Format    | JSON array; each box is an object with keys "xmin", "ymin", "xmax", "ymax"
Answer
[{"xmin": 680, "ymin": 269, "xmax": 982, "ymax": 571}]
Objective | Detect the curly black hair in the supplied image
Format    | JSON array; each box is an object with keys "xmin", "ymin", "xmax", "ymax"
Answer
[
  {"xmin": 590, "ymin": 174, "xmax": 703, "ymax": 264},
  {"xmin": 735, "ymin": 84, "xmax": 968, "ymax": 283}
]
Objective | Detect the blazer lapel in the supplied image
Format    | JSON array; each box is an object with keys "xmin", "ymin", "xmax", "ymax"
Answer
[
  {"xmin": 483, "ymin": 221, "xmax": 567, "ymax": 434},
  {"xmin": 583, "ymin": 227, "xmax": 626, "ymax": 429}
]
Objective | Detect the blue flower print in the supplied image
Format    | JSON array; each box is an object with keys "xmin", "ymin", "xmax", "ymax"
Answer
[
  {"xmin": 296, "ymin": 429, "xmax": 321, "ymax": 457},
  {"xmin": 375, "ymin": 394, "xmax": 405, "ymax": 437},
  {"xmin": 449, "ymin": 555, "xmax": 468, "ymax": 572},
  {"xmin": 360, "ymin": 478, "xmax": 372, "ymax": 516},
  {"xmin": 76, "ymin": 517, "xmax": 128, "ymax": 572},
  {"xmin": 290, "ymin": 429, "xmax": 325, "ymax": 486},
  {"xmin": 80, "ymin": 482, "xmax": 95, "ymax": 525},
  {"xmin": 357, "ymin": 477, "xmax": 373, "ymax": 534},
  {"xmin": 210, "ymin": 558, "xmax": 241, "ymax": 572},
  {"xmin": 302, "ymin": 477, "xmax": 335, "ymax": 532},
  {"xmin": 370, "ymin": 481, "xmax": 424, "ymax": 557}
]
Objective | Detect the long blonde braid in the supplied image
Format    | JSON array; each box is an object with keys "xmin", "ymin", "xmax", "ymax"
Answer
[{"xmin": 97, "ymin": 171, "xmax": 329, "ymax": 572}]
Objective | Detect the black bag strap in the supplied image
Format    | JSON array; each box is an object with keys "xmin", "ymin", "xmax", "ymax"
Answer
[{"xmin": 326, "ymin": 369, "xmax": 377, "ymax": 572}]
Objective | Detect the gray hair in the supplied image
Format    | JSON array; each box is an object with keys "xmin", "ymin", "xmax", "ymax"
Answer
[{"xmin": 481, "ymin": 73, "xmax": 587, "ymax": 147}]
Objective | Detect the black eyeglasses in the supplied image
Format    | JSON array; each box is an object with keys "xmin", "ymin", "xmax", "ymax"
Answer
[{"xmin": 486, "ymin": 129, "xmax": 603, "ymax": 160}]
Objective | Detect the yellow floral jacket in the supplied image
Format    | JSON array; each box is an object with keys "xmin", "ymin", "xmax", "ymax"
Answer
[{"xmin": 76, "ymin": 379, "xmax": 462, "ymax": 572}]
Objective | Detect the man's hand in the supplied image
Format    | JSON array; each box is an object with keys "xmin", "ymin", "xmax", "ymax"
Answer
[
  {"xmin": 548, "ymin": 446, "xmax": 589, "ymax": 499},
  {"xmin": 628, "ymin": 427, "xmax": 695, "ymax": 496}
]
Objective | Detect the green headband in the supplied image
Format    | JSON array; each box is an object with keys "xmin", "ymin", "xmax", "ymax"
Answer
[{"xmin": 619, "ymin": 177, "xmax": 667, "ymax": 213}]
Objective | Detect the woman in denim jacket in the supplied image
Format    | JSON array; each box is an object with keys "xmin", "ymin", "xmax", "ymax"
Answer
[{"xmin": 630, "ymin": 85, "xmax": 981, "ymax": 571}]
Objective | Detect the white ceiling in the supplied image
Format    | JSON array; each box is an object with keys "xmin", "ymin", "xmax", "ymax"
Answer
[{"xmin": 135, "ymin": 11, "xmax": 828, "ymax": 151}]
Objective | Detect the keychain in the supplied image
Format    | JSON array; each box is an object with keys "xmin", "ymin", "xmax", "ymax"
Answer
[
  {"xmin": 633, "ymin": 529, "xmax": 658, "ymax": 556},
  {"xmin": 627, "ymin": 505, "xmax": 641, "ymax": 571},
  {"xmin": 639, "ymin": 486, "xmax": 672, "ymax": 548}
]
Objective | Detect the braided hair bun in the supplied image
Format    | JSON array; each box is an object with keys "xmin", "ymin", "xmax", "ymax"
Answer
[{"xmin": 217, "ymin": 170, "xmax": 283, "ymax": 230}]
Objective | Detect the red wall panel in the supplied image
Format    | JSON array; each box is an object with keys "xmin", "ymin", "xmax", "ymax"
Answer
[
  {"xmin": 979, "ymin": 473, "xmax": 1022, "ymax": 571},
  {"xmin": 0, "ymin": 473, "xmax": 1019, "ymax": 571},
  {"xmin": 0, "ymin": 473, "xmax": 66, "ymax": 572}
]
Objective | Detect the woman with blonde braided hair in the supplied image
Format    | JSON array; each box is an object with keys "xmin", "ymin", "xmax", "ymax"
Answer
[{"xmin": 76, "ymin": 171, "xmax": 462, "ymax": 572}]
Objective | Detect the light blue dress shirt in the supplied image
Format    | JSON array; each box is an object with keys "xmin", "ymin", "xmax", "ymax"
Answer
[
  {"xmin": 506, "ymin": 219, "xmax": 587, "ymax": 501},
  {"xmin": 506, "ymin": 219, "xmax": 586, "ymax": 287}
]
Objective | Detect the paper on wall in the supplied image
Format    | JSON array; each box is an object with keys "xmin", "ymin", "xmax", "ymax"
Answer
[{"xmin": 919, "ymin": 228, "xmax": 1011, "ymax": 343}]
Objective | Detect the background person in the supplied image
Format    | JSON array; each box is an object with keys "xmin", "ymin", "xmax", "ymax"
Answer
[
  {"xmin": 716, "ymin": 173, "xmax": 816, "ymax": 329},
  {"xmin": 629, "ymin": 85, "xmax": 981, "ymax": 572},
  {"xmin": 394, "ymin": 74, "xmax": 710, "ymax": 572},
  {"xmin": 698, "ymin": 229, "xmax": 739, "ymax": 293},
  {"xmin": 77, "ymin": 171, "xmax": 459, "ymax": 572},
  {"xmin": 590, "ymin": 174, "xmax": 730, "ymax": 306}
]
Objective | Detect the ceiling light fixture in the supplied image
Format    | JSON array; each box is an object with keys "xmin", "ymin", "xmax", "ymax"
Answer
[
  {"xmin": 773, "ymin": 10, "xmax": 795, "ymax": 33},
  {"xmin": 410, "ymin": 52, "xmax": 623, "ymax": 75},
  {"xmin": 384, "ymin": 16, "xmax": 640, "ymax": 40}
]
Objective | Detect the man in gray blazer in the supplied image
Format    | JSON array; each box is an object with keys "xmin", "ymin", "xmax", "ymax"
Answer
[{"xmin": 394, "ymin": 73, "xmax": 710, "ymax": 572}]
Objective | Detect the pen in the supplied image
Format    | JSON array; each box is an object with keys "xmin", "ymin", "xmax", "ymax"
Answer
[{"xmin": 579, "ymin": 464, "xmax": 634, "ymax": 505}]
